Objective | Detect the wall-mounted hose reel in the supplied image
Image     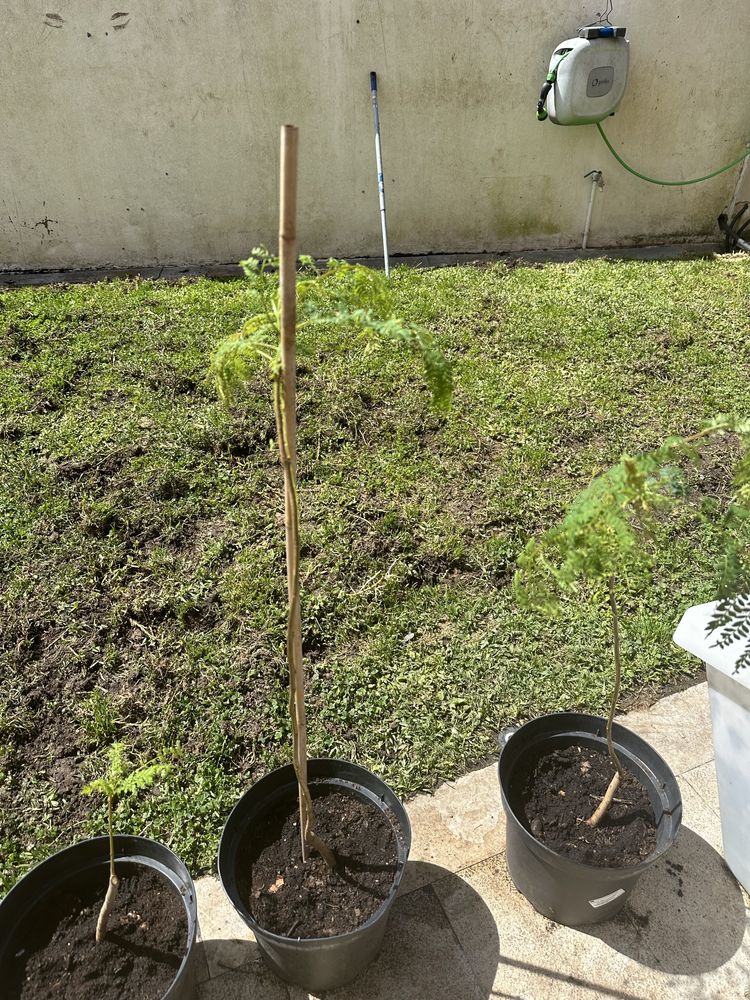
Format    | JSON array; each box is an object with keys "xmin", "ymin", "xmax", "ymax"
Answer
[
  {"xmin": 536, "ymin": 19, "xmax": 750, "ymax": 250},
  {"xmin": 537, "ymin": 26, "xmax": 629, "ymax": 126}
]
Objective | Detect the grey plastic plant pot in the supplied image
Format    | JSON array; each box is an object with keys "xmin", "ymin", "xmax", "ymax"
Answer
[
  {"xmin": 0, "ymin": 835, "xmax": 198, "ymax": 1000},
  {"xmin": 498, "ymin": 712, "xmax": 682, "ymax": 926},
  {"xmin": 218, "ymin": 758, "xmax": 411, "ymax": 992}
]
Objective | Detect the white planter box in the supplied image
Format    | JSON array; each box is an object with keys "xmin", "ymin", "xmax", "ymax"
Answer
[{"xmin": 673, "ymin": 600, "xmax": 750, "ymax": 894}]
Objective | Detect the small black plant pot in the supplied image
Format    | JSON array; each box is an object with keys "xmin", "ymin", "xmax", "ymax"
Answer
[
  {"xmin": 0, "ymin": 835, "xmax": 198, "ymax": 999},
  {"xmin": 498, "ymin": 712, "xmax": 682, "ymax": 926},
  {"xmin": 218, "ymin": 758, "xmax": 411, "ymax": 993}
]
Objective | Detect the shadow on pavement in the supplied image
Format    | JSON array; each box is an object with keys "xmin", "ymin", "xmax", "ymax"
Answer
[
  {"xmin": 196, "ymin": 860, "xmax": 500, "ymax": 999},
  {"xmin": 582, "ymin": 825, "xmax": 747, "ymax": 975},
  {"xmin": 195, "ymin": 834, "xmax": 749, "ymax": 998}
]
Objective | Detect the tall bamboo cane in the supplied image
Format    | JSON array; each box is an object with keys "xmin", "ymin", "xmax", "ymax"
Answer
[
  {"xmin": 276, "ymin": 125, "xmax": 335, "ymax": 869},
  {"xmin": 586, "ymin": 574, "xmax": 625, "ymax": 827}
]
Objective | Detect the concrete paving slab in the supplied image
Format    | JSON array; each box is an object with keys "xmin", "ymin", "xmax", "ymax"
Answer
[
  {"xmin": 197, "ymin": 960, "xmax": 290, "ymax": 999},
  {"xmin": 285, "ymin": 883, "xmax": 487, "ymax": 1000},
  {"xmin": 400, "ymin": 762, "xmax": 505, "ymax": 895},
  {"xmin": 195, "ymin": 875, "xmax": 259, "ymax": 980},
  {"xmin": 193, "ymin": 939, "xmax": 211, "ymax": 987},
  {"xmin": 434, "ymin": 852, "xmax": 651, "ymax": 1000},
  {"xmin": 585, "ymin": 945, "xmax": 750, "ymax": 1000},
  {"xmin": 618, "ymin": 684, "xmax": 714, "ymax": 777},
  {"xmin": 588, "ymin": 826, "xmax": 750, "ymax": 987},
  {"xmin": 435, "ymin": 843, "xmax": 750, "ymax": 1000},
  {"xmin": 678, "ymin": 777, "xmax": 724, "ymax": 855},
  {"xmin": 191, "ymin": 679, "xmax": 750, "ymax": 999},
  {"xmin": 682, "ymin": 759, "xmax": 721, "ymax": 817},
  {"xmin": 194, "ymin": 877, "xmax": 488, "ymax": 999}
]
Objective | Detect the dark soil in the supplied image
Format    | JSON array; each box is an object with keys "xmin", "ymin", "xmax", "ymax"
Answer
[
  {"xmin": 8, "ymin": 865, "xmax": 188, "ymax": 1000},
  {"xmin": 238, "ymin": 784, "xmax": 399, "ymax": 938},
  {"xmin": 665, "ymin": 858, "xmax": 685, "ymax": 898},
  {"xmin": 618, "ymin": 667, "xmax": 706, "ymax": 712},
  {"xmin": 518, "ymin": 745, "xmax": 657, "ymax": 868}
]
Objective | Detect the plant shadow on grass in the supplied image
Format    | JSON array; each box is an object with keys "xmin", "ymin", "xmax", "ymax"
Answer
[
  {"xmin": 581, "ymin": 825, "xmax": 747, "ymax": 975},
  {"xmin": 194, "ymin": 860, "xmax": 500, "ymax": 999}
]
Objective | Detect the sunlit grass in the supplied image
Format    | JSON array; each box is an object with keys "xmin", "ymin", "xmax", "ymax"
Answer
[{"xmin": 1, "ymin": 255, "xmax": 748, "ymax": 890}]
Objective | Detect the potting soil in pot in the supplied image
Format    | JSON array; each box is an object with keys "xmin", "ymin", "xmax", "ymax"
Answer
[
  {"xmin": 9, "ymin": 865, "xmax": 188, "ymax": 1000},
  {"xmin": 239, "ymin": 784, "xmax": 399, "ymax": 938},
  {"xmin": 519, "ymin": 745, "xmax": 657, "ymax": 867}
]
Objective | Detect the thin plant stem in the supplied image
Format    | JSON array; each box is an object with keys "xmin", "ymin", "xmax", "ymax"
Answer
[
  {"xmin": 586, "ymin": 575, "xmax": 625, "ymax": 828},
  {"xmin": 95, "ymin": 794, "xmax": 119, "ymax": 943},
  {"xmin": 273, "ymin": 379, "xmax": 335, "ymax": 870},
  {"xmin": 108, "ymin": 794, "xmax": 115, "ymax": 881}
]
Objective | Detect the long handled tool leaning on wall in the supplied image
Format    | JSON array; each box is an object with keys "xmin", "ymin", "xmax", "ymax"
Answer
[{"xmin": 369, "ymin": 71, "xmax": 390, "ymax": 276}]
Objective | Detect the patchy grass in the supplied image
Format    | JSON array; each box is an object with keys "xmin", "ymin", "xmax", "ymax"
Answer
[{"xmin": 1, "ymin": 256, "xmax": 748, "ymax": 891}]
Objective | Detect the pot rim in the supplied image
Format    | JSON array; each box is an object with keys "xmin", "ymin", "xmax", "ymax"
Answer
[
  {"xmin": 218, "ymin": 757, "xmax": 411, "ymax": 947},
  {"xmin": 2, "ymin": 834, "xmax": 192, "ymax": 893},
  {"xmin": 0, "ymin": 834, "xmax": 197, "ymax": 999},
  {"xmin": 498, "ymin": 711, "xmax": 682, "ymax": 877}
]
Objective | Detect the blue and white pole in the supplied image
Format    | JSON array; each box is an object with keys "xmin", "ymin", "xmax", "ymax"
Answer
[{"xmin": 369, "ymin": 71, "xmax": 390, "ymax": 276}]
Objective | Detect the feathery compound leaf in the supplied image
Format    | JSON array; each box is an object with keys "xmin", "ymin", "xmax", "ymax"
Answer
[
  {"xmin": 212, "ymin": 317, "xmax": 280, "ymax": 404},
  {"xmin": 324, "ymin": 310, "xmax": 453, "ymax": 413},
  {"xmin": 731, "ymin": 422, "xmax": 750, "ymax": 507},
  {"xmin": 212, "ymin": 248, "xmax": 452, "ymax": 412},
  {"xmin": 318, "ymin": 260, "xmax": 394, "ymax": 317},
  {"xmin": 119, "ymin": 762, "xmax": 173, "ymax": 796},
  {"xmin": 514, "ymin": 449, "xmax": 688, "ymax": 612},
  {"xmin": 83, "ymin": 743, "xmax": 171, "ymax": 802},
  {"xmin": 83, "ymin": 744, "xmax": 173, "ymax": 943},
  {"xmin": 514, "ymin": 416, "xmax": 750, "ymax": 668},
  {"xmin": 240, "ymin": 246, "xmax": 279, "ymax": 277},
  {"xmin": 705, "ymin": 421, "xmax": 750, "ymax": 670},
  {"xmin": 706, "ymin": 417, "xmax": 750, "ymax": 668},
  {"xmin": 83, "ymin": 741, "xmax": 129, "ymax": 799},
  {"xmin": 707, "ymin": 593, "xmax": 750, "ymax": 673}
]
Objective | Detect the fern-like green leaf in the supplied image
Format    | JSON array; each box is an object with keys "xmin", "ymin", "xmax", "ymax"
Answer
[
  {"xmin": 83, "ymin": 742, "xmax": 171, "ymax": 803},
  {"xmin": 515, "ymin": 417, "xmax": 750, "ymax": 672},
  {"xmin": 514, "ymin": 447, "xmax": 689, "ymax": 613},
  {"xmin": 118, "ymin": 763, "xmax": 173, "ymax": 796},
  {"xmin": 212, "ymin": 247, "xmax": 453, "ymax": 413},
  {"xmin": 212, "ymin": 316, "xmax": 281, "ymax": 404},
  {"xmin": 708, "ymin": 594, "xmax": 750, "ymax": 673},
  {"xmin": 324, "ymin": 310, "xmax": 453, "ymax": 413}
]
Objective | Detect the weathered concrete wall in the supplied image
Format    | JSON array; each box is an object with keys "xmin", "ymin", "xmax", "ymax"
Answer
[{"xmin": 2, "ymin": 2, "xmax": 749, "ymax": 269}]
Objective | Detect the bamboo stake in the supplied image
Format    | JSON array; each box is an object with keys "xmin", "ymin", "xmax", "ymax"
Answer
[
  {"xmin": 586, "ymin": 575, "xmax": 625, "ymax": 827},
  {"xmin": 278, "ymin": 125, "xmax": 299, "ymax": 468},
  {"xmin": 276, "ymin": 125, "xmax": 335, "ymax": 869}
]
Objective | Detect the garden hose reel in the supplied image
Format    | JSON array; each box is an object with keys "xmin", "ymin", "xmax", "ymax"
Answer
[{"xmin": 537, "ymin": 26, "xmax": 629, "ymax": 126}]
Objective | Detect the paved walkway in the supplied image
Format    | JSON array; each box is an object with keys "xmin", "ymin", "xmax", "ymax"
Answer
[{"xmin": 193, "ymin": 683, "xmax": 750, "ymax": 999}]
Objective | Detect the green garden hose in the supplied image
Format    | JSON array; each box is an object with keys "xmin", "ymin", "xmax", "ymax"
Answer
[
  {"xmin": 596, "ymin": 122, "xmax": 750, "ymax": 186},
  {"xmin": 536, "ymin": 52, "xmax": 571, "ymax": 121}
]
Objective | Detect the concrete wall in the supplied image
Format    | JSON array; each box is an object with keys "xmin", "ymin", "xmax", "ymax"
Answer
[{"xmin": 3, "ymin": 1, "xmax": 749, "ymax": 269}]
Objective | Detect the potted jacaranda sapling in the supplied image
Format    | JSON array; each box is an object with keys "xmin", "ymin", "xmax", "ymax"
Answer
[
  {"xmin": 503, "ymin": 444, "xmax": 689, "ymax": 925},
  {"xmin": 213, "ymin": 127, "xmax": 452, "ymax": 992}
]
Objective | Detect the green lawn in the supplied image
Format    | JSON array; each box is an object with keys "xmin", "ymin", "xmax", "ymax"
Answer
[{"xmin": 1, "ymin": 256, "xmax": 747, "ymax": 892}]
